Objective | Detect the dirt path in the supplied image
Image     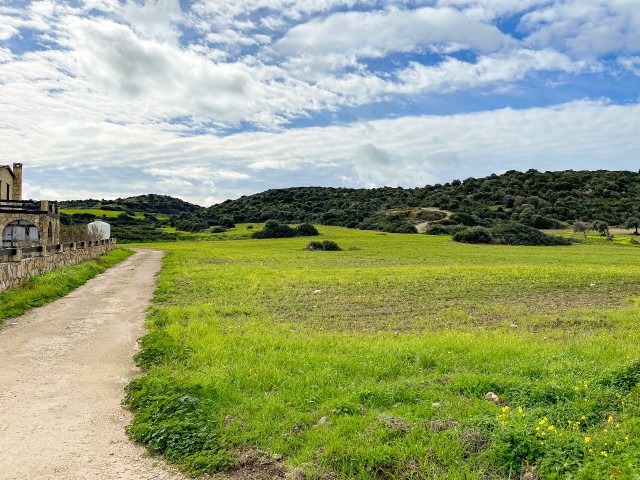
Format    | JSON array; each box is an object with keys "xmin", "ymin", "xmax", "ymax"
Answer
[{"xmin": 0, "ymin": 249, "xmax": 183, "ymax": 480}]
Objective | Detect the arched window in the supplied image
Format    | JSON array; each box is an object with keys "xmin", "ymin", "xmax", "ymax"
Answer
[{"xmin": 2, "ymin": 220, "xmax": 40, "ymax": 247}]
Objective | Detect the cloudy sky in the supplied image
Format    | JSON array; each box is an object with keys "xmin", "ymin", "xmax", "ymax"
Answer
[{"xmin": 1, "ymin": 0, "xmax": 639, "ymax": 205}]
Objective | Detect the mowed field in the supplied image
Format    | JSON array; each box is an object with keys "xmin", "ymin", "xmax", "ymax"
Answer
[{"xmin": 128, "ymin": 227, "xmax": 640, "ymax": 479}]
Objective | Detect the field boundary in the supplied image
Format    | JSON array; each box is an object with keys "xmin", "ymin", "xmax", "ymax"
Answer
[{"xmin": 0, "ymin": 239, "xmax": 116, "ymax": 292}]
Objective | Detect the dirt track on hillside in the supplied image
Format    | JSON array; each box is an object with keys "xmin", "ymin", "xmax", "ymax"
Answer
[{"xmin": 0, "ymin": 249, "xmax": 183, "ymax": 480}]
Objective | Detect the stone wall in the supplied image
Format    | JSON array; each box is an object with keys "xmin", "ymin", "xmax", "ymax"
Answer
[{"xmin": 0, "ymin": 240, "xmax": 116, "ymax": 293}]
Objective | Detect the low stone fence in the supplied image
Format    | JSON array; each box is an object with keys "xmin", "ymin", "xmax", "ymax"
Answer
[{"xmin": 0, "ymin": 239, "xmax": 116, "ymax": 293}]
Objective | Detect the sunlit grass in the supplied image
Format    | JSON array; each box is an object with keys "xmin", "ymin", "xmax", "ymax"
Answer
[{"xmin": 127, "ymin": 228, "xmax": 640, "ymax": 478}]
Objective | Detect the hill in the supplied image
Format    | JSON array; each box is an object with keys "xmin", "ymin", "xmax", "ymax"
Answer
[
  {"xmin": 60, "ymin": 194, "xmax": 201, "ymax": 215},
  {"xmin": 188, "ymin": 169, "xmax": 640, "ymax": 233}
]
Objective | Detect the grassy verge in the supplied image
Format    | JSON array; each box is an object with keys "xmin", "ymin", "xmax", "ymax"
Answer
[
  {"xmin": 0, "ymin": 247, "xmax": 134, "ymax": 324},
  {"xmin": 127, "ymin": 228, "xmax": 640, "ymax": 478}
]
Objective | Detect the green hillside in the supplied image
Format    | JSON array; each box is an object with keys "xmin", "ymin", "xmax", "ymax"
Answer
[
  {"xmin": 186, "ymin": 170, "xmax": 640, "ymax": 233},
  {"xmin": 60, "ymin": 193, "xmax": 200, "ymax": 215}
]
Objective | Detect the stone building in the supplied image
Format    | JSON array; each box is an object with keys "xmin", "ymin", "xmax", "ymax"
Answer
[{"xmin": 0, "ymin": 163, "xmax": 60, "ymax": 247}]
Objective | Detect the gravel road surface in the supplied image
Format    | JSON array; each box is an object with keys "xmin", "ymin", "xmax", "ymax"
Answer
[{"xmin": 0, "ymin": 249, "xmax": 183, "ymax": 480}]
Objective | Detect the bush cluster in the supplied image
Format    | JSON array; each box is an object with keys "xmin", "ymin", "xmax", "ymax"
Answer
[
  {"xmin": 453, "ymin": 223, "xmax": 571, "ymax": 246},
  {"xmin": 453, "ymin": 226, "xmax": 494, "ymax": 244},
  {"xmin": 252, "ymin": 221, "xmax": 319, "ymax": 239},
  {"xmin": 307, "ymin": 240, "xmax": 341, "ymax": 251}
]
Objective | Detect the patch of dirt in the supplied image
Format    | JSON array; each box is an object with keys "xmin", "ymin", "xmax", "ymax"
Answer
[
  {"xmin": 378, "ymin": 414, "xmax": 412, "ymax": 432},
  {"xmin": 426, "ymin": 419, "xmax": 459, "ymax": 433},
  {"xmin": 0, "ymin": 249, "xmax": 183, "ymax": 480},
  {"xmin": 461, "ymin": 430, "xmax": 491, "ymax": 458},
  {"xmin": 214, "ymin": 449, "xmax": 286, "ymax": 480}
]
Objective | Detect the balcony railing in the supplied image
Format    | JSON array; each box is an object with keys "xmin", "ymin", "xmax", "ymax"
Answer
[{"xmin": 0, "ymin": 200, "xmax": 59, "ymax": 217}]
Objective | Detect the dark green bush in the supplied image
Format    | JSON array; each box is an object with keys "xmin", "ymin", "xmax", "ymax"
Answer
[
  {"xmin": 493, "ymin": 223, "xmax": 571, "ymax": 246},
  {"xmin": 424, "ymin": 225, "xmax": 450, "ymax": 235},
  {"xmin": 453, "ymin": 227, "xmax": 494, "ymax": 244},
  {"xmin": 295, "ymin": 223, "xmax": 319, "ymax": 236},
  {"xmin": 219, "ymin": 216, "xmax": 235, "ymax": 228},
  {"xmin": 307, "ymin": 240, "xmax": 342, "ymax": 251},
  {"xmin": 253, "ymin": 221, "xmax": 321, "ymax": 239},
  {"xmin": 211, "ymin": 226, "xmax": 227, "ymax": 233},
  {"xmin": 252, "ymin": 220, "xmax": 297, "ymax": 239}
]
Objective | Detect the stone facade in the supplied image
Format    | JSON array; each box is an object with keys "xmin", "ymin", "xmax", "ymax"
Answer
[
  {"xmin": 0, "ymin": 164, "xmax": 61, "ymax": 246},
  {"xmin": 0, "ymin": 240, "xmax": 116, "ymax": 292},
  {"xmin": 0, "ymin": 166, "xmax": 14, "ymax": 200},
  {"xmin": 0, "ymin": 205, "xmax": 61, "ymax": 246}
]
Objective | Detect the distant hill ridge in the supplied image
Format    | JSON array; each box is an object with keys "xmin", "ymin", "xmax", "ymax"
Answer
[
  {"xmin": 192, "ymin": 169, "xmax": 640, "ymax": 232},
  {"xmin": 60, "ymin": 194, "xmax": 200, "ymax": 215},
  {"xmin": 62, "ymin": 170, "xmax": 640, "ymax": 235}
]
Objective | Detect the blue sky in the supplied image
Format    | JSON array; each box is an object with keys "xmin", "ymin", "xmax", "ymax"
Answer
[{"xmin": 0, "ymin": 0, "xmax": 639, "ymax": 205}]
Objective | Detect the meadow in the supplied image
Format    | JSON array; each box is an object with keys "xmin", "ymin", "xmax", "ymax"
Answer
[{"xmin": 127, "ymin": 227, "xmax": 640, "ymax": 479}]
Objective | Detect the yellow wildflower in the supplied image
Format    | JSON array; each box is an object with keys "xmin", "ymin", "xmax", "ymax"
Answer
[
  {"xmin": 585, "ymin": 436, "xmax": 591, "ymax": 443},
  {"xmin": 601, "ymin": 451, "xmax": 608, "ymax": 457},
  {"xmin": 548, "ymin": 425, "xmax": 555, "ymax": 431}
]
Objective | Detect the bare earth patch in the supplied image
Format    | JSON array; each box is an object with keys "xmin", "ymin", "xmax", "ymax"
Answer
[{"xmin": 0, "ymin": 249, "xmax": 184, "ymax": 480}]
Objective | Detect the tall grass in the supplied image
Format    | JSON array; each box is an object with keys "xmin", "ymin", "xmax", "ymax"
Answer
[
  {"xmin": 127, "ymin": 228, "xmax": 640, "ymax": 478},
  {"xmin": 0, "ymin": 248, "xmax": 134, "ymax": 323}
]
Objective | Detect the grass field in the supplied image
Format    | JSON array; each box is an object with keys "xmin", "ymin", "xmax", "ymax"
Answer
[
  {"xmin": 60, "ymin": 208, "xmax": 149, "ymax": 219},
  {"xmin": 128, "ymin": 227, "xmax": 640, "ymax": 479},
  {"xmin": 0, "ymin": 248, "xmax": 133, "ymax": 324}
]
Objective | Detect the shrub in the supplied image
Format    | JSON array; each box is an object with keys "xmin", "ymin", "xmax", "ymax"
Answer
[
  {"xmin": 219, "ymin": 216, "xmax": 235, "ymax": 228},
  {"xmin": 252, "ymin": 220, "xmax": 296, "ymax": 239},
  {"xmin": 415, "ymin": 210, "xmax": 446, "ymax": 222},
  {"xmin": 252, "ymin": 221, "xmax": 321, "ymax": 239},
  {"xmin": 531, "ymin": 215, "xmax": 565, "ymax": 229},
  {"xmin": 295, "ymin": 223, "xmax": 319, "ymax": 236},
  {"xmin": 453, "ymin": 227, "xmax": 494, "ymax": 244},
  {"xmin": 493, "ymin": 223, "xmax": 571, "ymax": 246},
  {"xmin": 434, "ymin": 218, "xmax": 459, "ymax": 226},
  {"xmin": 307, "ymin": 240, "xmax": 341, "ymax": 251},
  {"xmin": 424, "ymin": 225, "xmax": 450, "ymax": 235},
  {"xmin": 591, "ymin": 220, "xmax": 609, "ymax": 236},
  {"xmin": 450, "ymin": 213, "xmax": 483, "ymax": 227},
  {"xmin": 211, "ymin": 226, "xmax": 227, "ymax": 233}
]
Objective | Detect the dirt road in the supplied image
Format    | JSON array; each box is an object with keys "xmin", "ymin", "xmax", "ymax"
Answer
[{"xmin": 0, "ymin": 249, "xmax": 183, "ymax": 480}]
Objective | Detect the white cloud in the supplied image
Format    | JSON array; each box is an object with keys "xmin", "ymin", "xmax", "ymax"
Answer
[
  {"xmin": 619, "ymin": 56, "xmax": 640, "ymax": 76},
  {"xmin": 274, "ymin": 7, "xmax": 511, "ymax": 60},
  {"xmin": 396, "ymin": 48, "xmax": 591, "ymax": 93},
  {"xmin": 521, "ymin": 0, "xmax": 640, "ymax": 57},
  {"xmin": 7, "ymin": 100, "xmax": 640, "ymax": 205},
  {"xmin": 119, "ymin": 0, "xmax": 184, "ymax": 44}
]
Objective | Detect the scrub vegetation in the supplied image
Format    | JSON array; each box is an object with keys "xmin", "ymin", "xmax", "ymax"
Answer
[
  {"xmin": 0, "ymin": 248, "xmax": 133, "ymax": 324},
  {"xmin": 127, "ymin": 227, "xmax": 640, "ymax": 479}
]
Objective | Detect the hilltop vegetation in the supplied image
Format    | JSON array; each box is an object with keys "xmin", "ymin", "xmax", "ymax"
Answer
[
  {"xmin": 59, "ymin": 170, "xmax": 640, "ymax": 240},
  {"xmin": 127, "ymin": 227, "xmax": 640, "ymax": 479},
  {"xmin": 60, "ymin": 194, "xmax": 199, "ymax": 215},
  {"xmin": 184, "ymin": 169, "xmax": 640, "ymax": 233}
]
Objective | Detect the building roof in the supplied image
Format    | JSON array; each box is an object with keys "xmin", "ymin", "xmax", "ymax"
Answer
[{"xmin": 0, "ymin": 165, "xmax": 15, "ymax": 178}]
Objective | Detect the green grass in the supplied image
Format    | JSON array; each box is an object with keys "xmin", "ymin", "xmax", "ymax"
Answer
[
  {"xmin": 61, "ymin": 208, "xmax": 147, "ymax": 219},
  {"xmin": 0, "ymin": 248, "xmax": 134, "ymax": 324},
  {"xmin": 127, "ymin": 228, "xmax": 640, "ymax": 479}
]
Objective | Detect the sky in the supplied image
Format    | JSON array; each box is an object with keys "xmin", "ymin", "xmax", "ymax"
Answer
[{"xmin": 0, "ymin": 0, "xmax": 639, "ymax": 206}]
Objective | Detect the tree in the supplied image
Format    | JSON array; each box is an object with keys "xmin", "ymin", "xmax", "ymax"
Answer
[
  {"xmin": 573, "ymin": 221, "xmax": 588, "ymax": 240},
  {"xmin": 625, "ymin": 216, "xmax": 640, "ymax": 235},
  {"xmin": 591, "ymin": 220, "xmax": 609, "ymax": 237}
]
